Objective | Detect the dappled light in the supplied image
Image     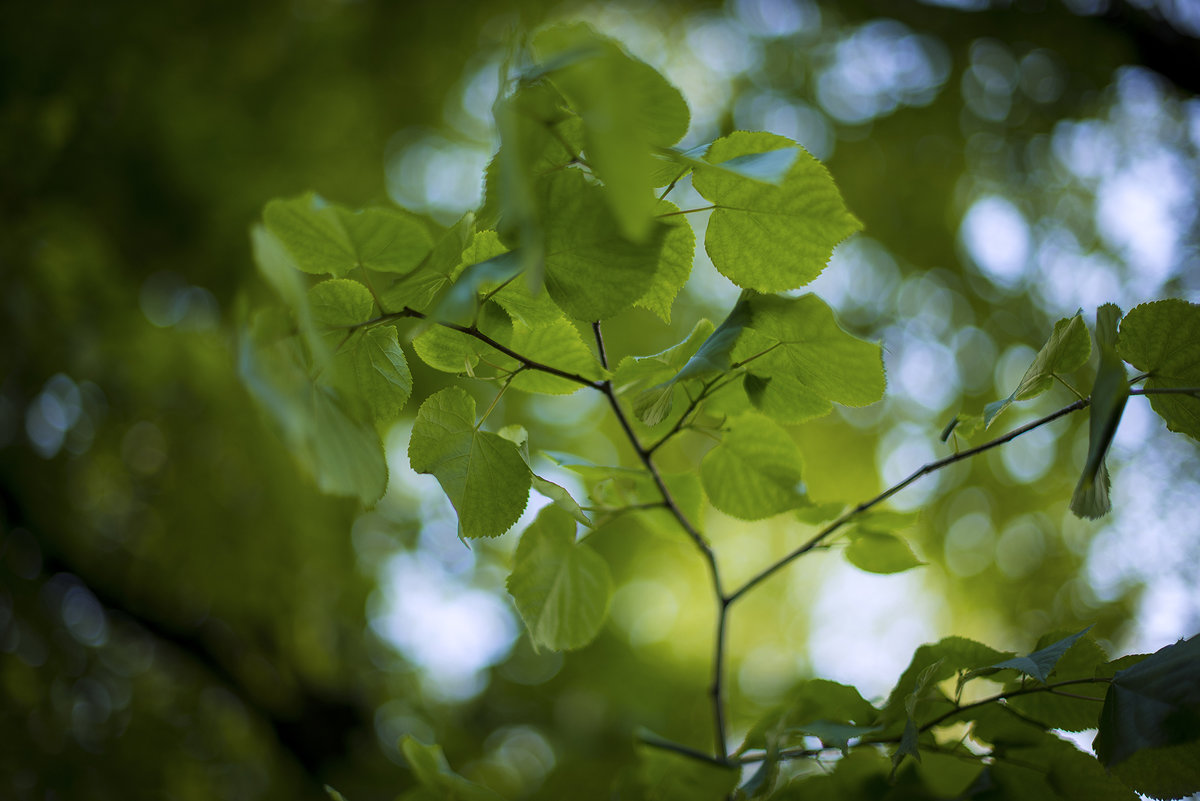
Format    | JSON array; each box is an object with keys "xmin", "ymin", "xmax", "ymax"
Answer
[{"xmin": 4, "ymin": 0, "xmax": 1200, "ymax": 798}]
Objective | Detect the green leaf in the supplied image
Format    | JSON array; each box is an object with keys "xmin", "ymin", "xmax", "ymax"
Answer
[
  {"xmin": 797, "ymin": 721, "xmax": 882, "ymax": 756},
  {"xmin": 324, "ymin": 786, "xmax": 348, "ymax": 801},
  {"xmin": 496, "ymin": 425, "xmax": 591, "ymax": 526},
  {"xmin": 506, "ymin": 316, "xmax": 600, "ymax": 395},
  {"xmin": 987, "ymin": 626, "xmax": 1094, "ymax": 684},
  {"xmin": 250, "ymin": 224, "xmax": 325, "ymax": 362},
  {"xmin": 844, "ymin": 530, "xmax": 925, "ymax": 574},
  {"xmin": 738, "ymin": 679, "xmax": 878, "ymax": 755},
  {"xmin": 1095, "ymin": 635, "xmax": 1200, "ymax": 786},
  {"xmin": 309, "ymin": 279, "xmax": 374, "ymax": 328},
  {"xmin": 1118, "ymin": 298, "xmax": 1200, "ymax": 441},
  {"xmin": 881, "ymin": 637, "xmax": 1011, "ymax": 727},
  {"xmin": 701, "ymin": 412, "xmax": 807, "ymax": 520},
  {"xmin": 691, "ymin": 132, "xmax": 862, "ymax": 292},
  {"xmin": 634, "ymin": 297, "xmax": 752, "ymax": 426},
  {"xmin": 635, "ymin": 738, "xmax": 739, "ymax": 801},
  {"xmin": 328, "ymin": 326, "xmax": 412, "ymax": 424},
  {"xmin": 408, "ymin": 387, "xmax": 530, "ymax": 538},
  {"xmin": 1005, "ymin": 631, "xmax": 1109, "ymax": 731},
  {"xmin": 893, "ymin": 659, "xmax": 944, "ymax": 767},
  {"xmin": 985, "ymin": 312, "xmax": 1091, "ymax": 428},
  {"xmin": 506, "ymin": 505, "xmax": 612, "ymax": 651},
  {"xmin": 733, "ymin": 293, "xmax": 886, "ymax": 423},
  {"xmin": 634, "ymin": 200, "xmax": 695, "ymax": 324},
  {"xmin": 537, "ymin": 168, "xmax": 667, "ymax": 321},
  {"xmin": 673, "ymin": 141, "xmax": 800, "ymax": 185},
  {"xmin": 534, "ymin": 23, "xmax": 689, "ymax": 242},
  {"xmin": 239, "ymin": 325, "xmax": 387, "ymax": 505},
  {"xmin": 399, "ymin": 736, "xmax": 506, "ymax": 801},
  {"xmin": 1071, "ymin": 304, "xmax": 1129, "ymax": 519},
  {"xmin": 264, "ymin": 193, "xmax": 433, "ymax": 276},
  {"xmin": 430, "ymin": 250, "xmax": 523, "ymax": 325},
  {"xmin": 614, "ymin": 319, "xmax": 716, "ymax": 398},
  {"xmin": 410, "ymin": 303, "xmax": 512, "ymax": 376}
]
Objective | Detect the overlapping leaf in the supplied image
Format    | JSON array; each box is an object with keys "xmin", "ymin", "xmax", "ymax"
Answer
[
  {"xmin": 701, "ymin": 412, "xmax": 807, "ymax": 520},
  {"xmin": 1119, "ymin": 299, "xmax": 1200, "ymax": 441},
  {"xmin": 408, "ymin": 387, "xmax": 530, "ymax": 538},
  {"xmin": 1071, "ymin": 304, "xmax": 1129, "ymax": 519},
  {"xmin": 533, "ymin": 23, "xmax": 689, "ymax": 242},
  {"xmin": 265, "ymin": 192, "xmax": 433, "ymax": 276},
  {"xmin": 985, "ymin": 312, "xmax": 1091, "ymax": 428},
  {"xmin": 507, "ymin": 505, "xmax": 612, "ymax": 651},
  {"xmin": 692, "ymin": 131, "xmax": 862, "ymax": 292}
]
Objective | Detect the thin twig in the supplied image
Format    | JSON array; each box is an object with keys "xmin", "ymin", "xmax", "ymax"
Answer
[
  {"xmin": 726, "ymin": 398, "xmax": 1089, "ymax": 603},
  {"xmin": 592, "ymin": 321, "xmax": 608, "ymax": 370},
  {"xmin": 637, "ymin": 733, "xmax": 734, "ymax": 768}
]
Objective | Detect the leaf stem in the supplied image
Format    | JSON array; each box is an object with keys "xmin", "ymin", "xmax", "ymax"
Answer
[
  {"xmin": 592, "ymin": 321, "xmax": 609, "ymax": 370},
  {"xmin": 655, "ymin": 204, "xmax": 717, "ymax": 218},
  {"xmin": 726, "ymin": 398, "xmax": 1090, "ymax": 603}
]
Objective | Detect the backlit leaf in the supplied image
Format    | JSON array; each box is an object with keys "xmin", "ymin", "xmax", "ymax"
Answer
[
  {"xmin": 408, "ymin": 387, "xmax": 530, "ymax": 538},
  {"xmin": 701, "ymin": 412, "xmax": 807, "ymax": 520},
  {"xmin": 1118, "ymin": 299, "xmax": 1200, "ymax": 441},
  {"xmin": 844, "ymin": 530, "xmax": 925, "ymax": 575},
  {"xmin": 507, "ymin": 505, "xmax": 612, "ymax": 651},
  {"xmin": 1071, "ymin": 304, "xmax": 1129, "ymax": 519},
  {"xmin": 986, "ymin": 312, "xmax": 1091, "ymax": 428},
  {"xmin": 692, "ymin": 132, "xmax": 861, "ymax": 292}
]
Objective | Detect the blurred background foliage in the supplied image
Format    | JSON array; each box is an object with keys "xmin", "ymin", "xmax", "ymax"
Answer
[{"xmin": 2, "ymin": 0, "xmax": 1199, "ymax": 798}]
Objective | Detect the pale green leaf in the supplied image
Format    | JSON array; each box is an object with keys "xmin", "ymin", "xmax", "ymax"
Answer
[
  {"xmin": 534, "ymin": 23, "xmax": 689, "ymax": 242},
  {"xmin": 309, "ymin": 386, "xmax": 388, "ymax": 505},
  {"xmin": 345, "ymin": 325, "xmax": 412, "ymax": 422},
  {"xmin": 692, "ymin": 132, "xmax": 862, "ymax": 292},
  {"xmin": 613, "ymin": 319, "xmax": 716, "ymax": 397},
  {"xmin": 988, "ymin": 626, "xmax": 1094, "ymax": 684},
  {"xmin": 408, "ymin": 387, "xmax": 530, "ymax": 538},
  {"xmin": 411, "ymin": 303, "xmax": 511, "ymax": 375},
  {"xmin": 506, "ymin": 316, "xmax": 600, "ymax": 395},
  {"xmin": 701, "ymin": 412, "xmax": 806, "ymax": 520},
  {"xmin": 1118, "ymin": 298, "xmax": 1200, "ymax": 441},
  {"xmin": 496, "ymin": 425, "xmax": 591, "ymax": 526},
  {"xmin": 309, "ymin": 279, "xmax": 374, "ymax": 329},
  {"xmin": 506, "ymin": 505, "xmax": 612, "ymax": 651},
  {"xmin": 538, "ymin": 168, "xmax": 666, "ymax": 321},
  {"xmin": 264, "ymin": 193, "xmax": 433, "ymax": 276},
  {"xmin": 634, "ymin": 200, "xmax": 695, "ymax": 323},
  {"xmin": 985, "ymin": 312, "xmax": 1091, "ymax": 428},
  {"xmin": 844, "ymin": 531, "xmax": 925, "ymax": 575}
]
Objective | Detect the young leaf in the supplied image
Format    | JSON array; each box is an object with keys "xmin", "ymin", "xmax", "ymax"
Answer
[
  {"xmin": 328, "ymin": 325, "xmax": 413, "ymax": 423},
  {"xmin": 844, "ymin": 531, "xmax": 925, "ymax": 575},
  {"xmin": 1118, "ymin": 298, "xmax": 1200, "ymax": 441},
  {"xmin": 308, "ymin": 278, "xmax": 374, "ymax": 328},
  {"xmin": 496, "ymin": 424, "xmax": 591, "ymax": 526},
  {"xmin": 734, "ymin": 293, "xmax": 886, "ymax": 424},
  {"xmin": 408, "ymin": 387, "xmax": 530, "ymax": 538},
  {"xmin": 691, "ymin": 132, "xmax": 862, "ymax": 292},
  {"xmin": 1071, "ymin": 304, "xmax": 1129, "ymax": 519},
  {"xmin": 700, "ymin": 412, "xmax": 807, "ymax": 520},
  {"xmin": 533, "ymin": 23, "xmax": 689, "ymax": 242},
  {"xmin": 506, "ymin": 505, "xmax": 612, "ymax": 651},
  {"xmin": 537, "ymin": 168, "xmax": 667, "ymax": 321},
  {"xmin": 634, "ymin": 296, "xmax": 752, "ymax": 426},
  {"xmin": 986, "ymin": 626, "xmax": 1094, "ymax": 684},
  {"xmin": 264, "ymin": 193, "xmax": 433, "ymax": 276},
  {"xmin": 984, "ymin": 312, "xmax": 1091, "ymax": 428},
  {"xmin": 399, "ymin": 736, "xmax": 506, "ymax": 801},
  {"xmin": 633, "ymin": 199, "xmax": 695, "ymax": 324}
]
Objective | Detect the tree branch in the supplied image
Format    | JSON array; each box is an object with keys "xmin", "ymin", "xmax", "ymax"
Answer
[{"xmin": 727, "ymin": 398, "xmax": 1089, "ymax": 603}]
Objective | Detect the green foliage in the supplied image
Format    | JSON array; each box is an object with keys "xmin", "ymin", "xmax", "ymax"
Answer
[
  {"xmin": 408, "ymin": 387, "xmax": 530, "ymax": 538},
  {"xmin": 234, "ymin": 23, "xmax": 1200, "ymax": 801},
  {"xmin": 1119, "ymin": 299, "xmax": 1200, "ymax": 440},
  {"xmin": 985, "ymin": 312, "xmax": 1091, "ymax": 428},
  {"xmin": 506, "ymin": 506, "xmax": 612, "ymax": 651}
]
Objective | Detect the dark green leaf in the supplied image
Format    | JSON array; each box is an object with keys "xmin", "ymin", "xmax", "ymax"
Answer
[
  {"xmin": 988, "ymin": 626, "xmax": 1094, "ymax": 684},
  {"xmin": 399, "ymin": 736, "xmax": 506, "ymax": 801},
  {"xmin": 985, "ymin": 312, "xmax": 1091, "ymax": 428}
]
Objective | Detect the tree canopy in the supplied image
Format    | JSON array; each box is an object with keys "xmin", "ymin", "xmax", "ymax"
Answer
[{"xmin": 2, "ymin": 1, "xmax": 1199, "ymax": 800}]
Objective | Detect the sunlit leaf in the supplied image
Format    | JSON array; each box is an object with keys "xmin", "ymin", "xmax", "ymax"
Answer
[
  {"xmin": 264, "ymin": 193, "xmax": 433, "ymax": 276},
  {"xmin": 408, "ymin": 387, "xmax": 530, "ymax": 538},
  {"xmin": 692, "ymin": 132, "xmax": 861, "ymax": 292},
  {"xmin": 507, "ymin": 505, "xmax": 612, "ymax": 651},
  {"xmin": 844, "ymin": 530, "xmax": 925, "ymax": 574},
  {"xmin": 1118, "ymin": 298, "xmax": 1200, "ymax": 441},
  {"xmin": 985, "ymin": 312, "xmax": 1091, "ymax": 428},
  {"xmin": 701, "ymin": 412, "xmax": 807, "ymax": 520}
]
